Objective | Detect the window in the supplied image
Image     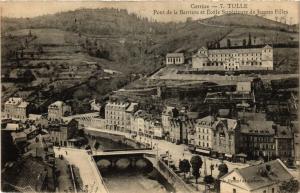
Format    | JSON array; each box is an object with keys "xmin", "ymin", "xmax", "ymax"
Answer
[
  {"xmin": 272, "ymin": 188, "xmax": 275, "ymax": 193},
  {"xmin": 233, "ymin": 177, "xmax": 236, "ymax": 180},
  {"xmin": 233, "ymin": 189, "xmax": 236, "ymax": 193},
  {"xmin": 263, "ymin": 190, "xmax": 266, "ymax": 193}
]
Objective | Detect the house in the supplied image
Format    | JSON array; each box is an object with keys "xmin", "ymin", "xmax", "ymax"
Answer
[
  {"xmin": 166, "ymin": 53, "xmax": 184, "ymax": 65},
  {"xmin": 48, "ymin": 101, "xmax": 71, "ymax": 121},
  {"xmin": 4, "ymin": 97, "xmax": 29, "ymax": 121},
  {"xmin": 273, "ymin": 125, "xmax": 294, "ymax": 160},
  {"xmin": 153, "ymin": 121, "xmax": 164, "ymax": 139},
  {"xmin": 220, "ymin": 159, "xmax": 294, "ymax": 193},
  {"xmin": 24, "ymin": 126, "xmax": 39, "ymax": 140},
  {"xmin": 192, "ymin": 45, "xmax": 273, "ymax": 71},
  {"xmin": 28, "ymin": 114, "xmax": 43, "ymax": 121},
  {"xmin": 90, "ymin": 99, "xmax": 101, "ymax": 111},
  {"xmin": 4, "ymin": 123, "xmax": 22, "ymax": 131},
  {"xmin": 124, "ymin": 102, "xmax": 139, "ymax": 133},
  {"xmin": 105, "ymin": 101, "xmax": 130, "ymax": 131},
  {"xmin": 240, "ymin": 120, "xmax": 276, "ymax": 160},
  {"xmin": 169, "ymin": 115, "xmax": 195, "ymax": 144},
  {"xmin": 192, "ymin": 116, "xmax": 240, "ymax": 158},
  {"xmin": 161, "ymin": 106, "xmax": 178, "ymax": 137},
  {"xmin": 48, "ymin": 119, "xmax": 78, "ymax": 147},
  {"xmin": 130, "ymin": 110, "xmax": 151, "ymax": 136},
  {"xmin": 11, "ymin": 132, "xmax": 27, "ymax": 144},
  {"xmin": 236, "ymin": 82, "xmax": 252, "ymax": 93}
]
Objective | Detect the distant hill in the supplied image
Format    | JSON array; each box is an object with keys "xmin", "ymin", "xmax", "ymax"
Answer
[
  {"xmin": 201, "ymin": 14, "xmax": 297, "ymax": 32},
  {"xmin": 2, "ymin": 8, "xmax": 176, "ymax": 35},
  {"xmin": 1, "ymin": 9, "xmax": 299, "ymax": 74}
]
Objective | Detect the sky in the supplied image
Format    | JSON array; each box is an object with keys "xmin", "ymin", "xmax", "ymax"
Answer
[{"xmin": 0, "ymin": 1, "xmax": 299, "ymax": 24}]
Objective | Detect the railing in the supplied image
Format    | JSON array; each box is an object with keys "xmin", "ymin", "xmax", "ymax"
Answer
[
  {"xmin": 156, "ymin": 158, "xmax": 197, "ymax": 193},
  {"xmin": 89, "ymin": 155, "xmax": 110, "ymax": 193}
]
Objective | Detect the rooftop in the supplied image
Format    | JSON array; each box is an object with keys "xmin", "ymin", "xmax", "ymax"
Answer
[
  {"xmin": 4, "ymin": 123, "xmax": 20, "ymax": 131},
  {"xmin": 241, "ymin": 120, "xmax": 275, "ymax": 135},
  {"xmin": 5, "ymin": 97, "xmax": 23, "ymax": 105},
  {"xmin": 221, "ymin": 159, "xmax": 293, "ymax": 191},
  {"xmin": 166, "ymin": 53, "xmax": 184, "ymax": 58},
  {"xmin": 49, "ymin": 101, "xmax": 65, "ymax": 108},
  {"xmin": 125, "ymin": 102, "xmax": 139, "ymax": 113}
]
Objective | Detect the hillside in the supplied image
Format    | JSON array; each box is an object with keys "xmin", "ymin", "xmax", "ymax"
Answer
[
  {"xmin": 201, "ymin": 14, "xmax": 297, "ymax": 32},
  {"xmin": 2, "ymin": 8, "xmax": 177, "ymax": 35},
  {"xmin": 2, "ymin": 9, "xmax": 299, "ymax": 74}
]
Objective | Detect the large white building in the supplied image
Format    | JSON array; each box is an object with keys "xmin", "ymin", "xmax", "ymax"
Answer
[
  {"xmin": 48, "ymin": 101, "xmax": 71, "ymax": 121},
  {"xmin": 220, "ymin": 159, "xmax": 293, "ymax": 193},
  {"xmin": 192, "ymin": 45, "xmax": 273, "ymax": 71},
  {"xmin": 4, "ymin": 97, "xmax": 29, "ymax": 121}
]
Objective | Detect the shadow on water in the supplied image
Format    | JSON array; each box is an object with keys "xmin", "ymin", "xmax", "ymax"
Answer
[{"xmin": 100, "ymin": 167, "xmax": 176, "ymax": 193}]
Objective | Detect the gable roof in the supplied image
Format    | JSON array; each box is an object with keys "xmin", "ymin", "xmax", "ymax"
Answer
[
  {"xmin": 5, "ymin": 123, "xmax": 20, "ymax": 131},
  {"xmin": 221, "ymin": 159, "xmax": 293, "ymax": 191}
]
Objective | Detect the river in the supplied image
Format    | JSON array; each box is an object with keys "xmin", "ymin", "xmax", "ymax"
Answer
[{"xmin": 86, "ymin": 131, "xmax": 175, "ymax": 193}]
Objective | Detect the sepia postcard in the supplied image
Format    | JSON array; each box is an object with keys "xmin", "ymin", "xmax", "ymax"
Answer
[{"xmin": 0, "ymin": 1, "xmax": 299, "ymax": 193}]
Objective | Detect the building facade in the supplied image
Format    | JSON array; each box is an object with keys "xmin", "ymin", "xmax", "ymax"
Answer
[
  {"xmin": 274, "ymin": 125, "xmax": 294, "ymax": 160},
  {"xmin": 240, "ymin": 120, "xmax": 276, "ymax": 159},
  {"xmin": 162, "ymin": 106, "xmax": 177, "ymax": 137},
  {"xmin": 166, "ymin": 53, "xmax": 184, "ymax": 65},
  {"xmin": 124, "ymin": 103, "xmax": 139, "ymax": 133},
  {"xmin": 191, "ymin": 116, "xmax": 240, "ymax": 157},
  {"xmin": 4, "ymin": 97, "xmax": 29, "ymax": 121},
  {"xmin": 169, "ymin": 116, "xmax": 195, "ymax": 144},
  {"xmin": 48, "ymin": 101, "xmax": 71, "ymax": 121},
  {"xmin": 49, "ymin": 119, "xmax": 78, "ymax": 147},
  {"xmin": 192, "ymin": 45, "xmax": 273, "ymax": 71},
  {"xmin": 220, "ymin": 159, "xmax": 294, "ymax": 193},
  {"xmin": 105, "ymin": 101, "xmax": 130, "ymax": 131}
]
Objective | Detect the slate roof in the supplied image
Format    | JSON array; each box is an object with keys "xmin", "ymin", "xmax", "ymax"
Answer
[
  {"xmin": 240, "ymin": 120, "xmax": 275, "ymax": 135},
  {"xmin": 221, "ymin": 159, "xmax": 293, "ymax": 191},
  {"xmin": 166, "ymin": 53, "xmax": 184, "ymax": 58}
]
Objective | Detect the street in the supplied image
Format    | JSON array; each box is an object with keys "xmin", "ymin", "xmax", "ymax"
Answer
[
  {"xmin": 53, "ymin": 147, "xmax": 109, "ymax": 193},
  {"xmin": 85, "ymin": 127, "xmax": 249, "ymax": 179}
]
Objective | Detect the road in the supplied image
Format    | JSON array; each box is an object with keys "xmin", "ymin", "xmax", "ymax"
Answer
[
  {"xmin": 85, "ymin": 127, "xmax": 249, "ymax": 179},
  {"xmin": 53, "ymin": 147, "xmax": 109, "ymax": 193}
]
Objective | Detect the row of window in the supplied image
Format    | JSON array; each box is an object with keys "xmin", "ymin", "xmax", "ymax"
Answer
[
  {"xmin": 202, "ymin": 60, "xmax": 263, "ymax": 67},
  {"xmin": 167, "ymin": 57, "xmax": 183, "ymax": 63},
  {"xmin": 233, "ymin": 188, "xmax": 274, "ymax": 193}
]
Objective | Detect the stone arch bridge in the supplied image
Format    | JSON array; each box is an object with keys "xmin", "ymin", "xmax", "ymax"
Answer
[{"xmin": 92, "ymin": 149, "xmax": 156, "ymax": 172}]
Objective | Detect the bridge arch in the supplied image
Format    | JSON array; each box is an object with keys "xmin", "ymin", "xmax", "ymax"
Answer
[
  {"xmin": 115, "ymin": 158, "xmax": 131, "ymax": 170},
  {"xmin": 97, "ymin": 159, "xmax": 111, "ymax": 171}
]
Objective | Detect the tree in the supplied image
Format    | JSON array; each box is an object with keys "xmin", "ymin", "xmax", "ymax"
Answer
[
  {"xmin": 243, "ymin": 39, "xmax": 247, "ymax": 47},
  {"xmin": 218, "ymin": 162, "xmax": 228, "ymax": 179},
  {"xmin": 204, "ymin": 175, "xmax": 214, "ymax": 184},
  {"xmin": 227, "ymin": 39, "xmax": 231, "ymax": 48},
  {"xmin": 248, "ymin": 33, "xmax": 252, "ymax": 46},
  {"xmin": 179, "ymin": 159, "xmax": 191, "ymax": 179},
  {"xmin": 279, "ymin": 179, "xmax": 299, "ymax": 193},
  {"xmin": 190, "ymin": 155, "xmax": 203, "ymax": 184}
]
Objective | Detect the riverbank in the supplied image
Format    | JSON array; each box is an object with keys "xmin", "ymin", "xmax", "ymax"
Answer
[{"xmin": 85, "ymin": 129, "xmax": 145, "ymax": 149}]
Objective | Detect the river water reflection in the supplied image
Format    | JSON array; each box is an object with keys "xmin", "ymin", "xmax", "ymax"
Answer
[{"xmin": 86, "ymin": 132, "xmax": 174, "ymax": 193}]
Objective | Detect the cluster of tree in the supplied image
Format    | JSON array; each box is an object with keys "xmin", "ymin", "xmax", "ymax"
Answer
[
  {"xmin": 178, "ymin": 155, "xmax": 228, "ymax": 191},
  {"xmin": 3, "ymin": 8, "xmax": 179, "ymax": 36}
]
